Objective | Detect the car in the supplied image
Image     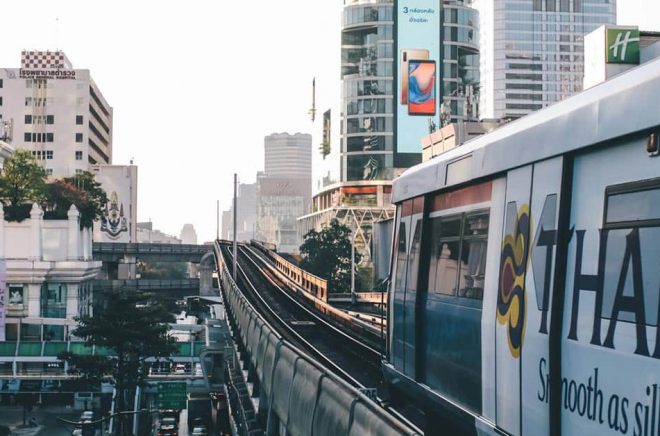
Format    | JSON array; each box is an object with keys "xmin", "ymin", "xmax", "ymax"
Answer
[
  {"xmin": 191, "ymin": 427, "xmax": 208, "ymax": 435},
  {"xmin": 173, "ymin": 363, "xmax": 186, "ymax": 374},
  {"xmin": 157, "ymin": 416, "xmax": 178, "ymax": 436},
  {"xmin": 79, "ymin": 411, "xmax": 94, "ymax": 422}
]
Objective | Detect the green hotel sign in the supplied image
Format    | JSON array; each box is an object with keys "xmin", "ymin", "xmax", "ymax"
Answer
[{"xmin": 606, "ymin": 28, "xmax": 640, "ymax": 64}]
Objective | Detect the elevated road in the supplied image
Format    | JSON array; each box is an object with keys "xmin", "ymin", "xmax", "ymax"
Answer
[{"xmin": 93, "ymin": 242, "xmax": 212, "ymax": 262}]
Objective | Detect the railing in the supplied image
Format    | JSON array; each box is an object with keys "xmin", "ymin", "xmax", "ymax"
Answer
[
  {"xmin": 214, "ymin": 240, "xmax": 419, "ymax": 436},
  {"xmin": 250, "ymin": 239, "xmax": 328, "ymax": 302}
]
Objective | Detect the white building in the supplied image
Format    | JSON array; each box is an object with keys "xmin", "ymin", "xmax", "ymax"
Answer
[
  {"xmin": 136, "ymin": 222, "xmax": 181, "ymax": 244},
  {"xmin": 0, "ymin": 50, "xmax": 113, "ymax": 178},
  {"xmin": 474, "ymin": 0, "xmax": 616, "ymax": 120},
  {"xmin": 179, "ymin": 224, "xmax": 198, "ymax": 245}
]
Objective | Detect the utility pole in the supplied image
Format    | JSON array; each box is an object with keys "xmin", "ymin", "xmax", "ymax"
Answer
[
  {"xmin": 351, "ymin": 221, "xmax": 356, "ymax": 305},
  {"xmin": 233, "ymin": 173, "xmax": 238, "ymax": 281}
]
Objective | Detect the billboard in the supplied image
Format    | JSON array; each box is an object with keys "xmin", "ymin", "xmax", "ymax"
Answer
[
  {"xmin": 395, "ymin": 0, "xmax": 441, "ymax": 165},
  {"xmin": 606, "ymin": 27, "xmax": 640, "ymax": 64},
  {"xmin": 92, "ymin": 165, "xmax": 138, "ymax": 243}
]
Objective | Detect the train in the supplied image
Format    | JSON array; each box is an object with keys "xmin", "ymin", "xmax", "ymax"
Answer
[{"xmin": 383, "ymin": 57, "xmax": 660, "ymax": 435}]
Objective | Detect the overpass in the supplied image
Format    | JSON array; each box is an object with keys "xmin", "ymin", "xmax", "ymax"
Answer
[
  {"xmin": 94, "ymin": 279, "xmax": 200, "ymax": 292},
  {"xmin": 93, "ymin": 242, "xmax": 212, "ymax": 263}
]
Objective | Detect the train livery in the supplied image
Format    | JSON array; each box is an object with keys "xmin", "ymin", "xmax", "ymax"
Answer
[{"xmin": 383, "ymin": 58, "xmax": 660, "ymax": 435}]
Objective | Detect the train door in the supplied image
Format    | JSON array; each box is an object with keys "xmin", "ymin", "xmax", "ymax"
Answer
[
  {"xmin": 389, "ymin": 197, "xmax": 424, "ymax": 377},
  {"xmin": 521, "ymin": 157, "xmax": 564, "ymax": 435},
  {"xmin": 560, "ymin": 135, "xmax": 660, "ymax": 435},
  {"xmin": 391, "ymin": 201, "xmax": 411, "ymax": 372},
  {"xmin": 494, "ymin": 165, "xmax": 533, "ymax": 435},
  {"xmin": 404, "ymin": 197, "xmax": 424, "ymax": 377}
]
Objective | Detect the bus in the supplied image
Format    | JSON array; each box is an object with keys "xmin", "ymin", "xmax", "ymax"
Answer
[{"xmin": 383, "ymin": 57, "xmax": 660, "ymax": 436}]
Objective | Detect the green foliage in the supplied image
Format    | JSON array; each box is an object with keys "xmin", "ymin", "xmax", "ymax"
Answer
[
  {"xmin": 59, "ymin": 290, "xmax": 177, "ymax": 426},
  {"xmin": 0, "ymin": 150, "xmax": 46, "ymax": 221},
  {"xmin": 138, "ymin": 261, "xmax": 188, "ymax": 279},
  {"xmin": 44, "ymin": 171, "xmax": 108, "ymax": 228},
  {"xmin": 299, "ymin": 219, "xmax": 361, "ymax": 293}
]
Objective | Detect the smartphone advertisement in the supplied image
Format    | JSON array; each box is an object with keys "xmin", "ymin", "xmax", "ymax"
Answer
[{"xmin": 395, "ymin": 0, "xmax": 440, "ymax": 161}]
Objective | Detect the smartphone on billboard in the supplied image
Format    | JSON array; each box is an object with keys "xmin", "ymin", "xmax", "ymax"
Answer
[
  {"xmin": 400, "ymin": 49, "xmax": 429, "ymax": 105},
  {"xmin": 408, "ymin": 60, "xmax": 436, "ymax": 116}
]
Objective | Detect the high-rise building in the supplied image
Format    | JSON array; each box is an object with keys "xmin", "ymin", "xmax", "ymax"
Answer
[
  {"xmin": 257, "ymin": 133, "xmax": 312, "ymax": 253},
  {"xmin": 180, "ymin": 223, "xmax": 198, "ymax": 245},
  {"xmin": 0, "ymin": 50, "xmax": 113, "ymax": 177},
  {"xmin": 299, "ymin": 0, "xmax": 480, "ymax": 287},
  {"xmin": 475, "ymin": 0, "xmax": 616, "ymax": 120},
  {"xmin": 222, "ymin": 182, "xmax": 257, "ymax": 242}
]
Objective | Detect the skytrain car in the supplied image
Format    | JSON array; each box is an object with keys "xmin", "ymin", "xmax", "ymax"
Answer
[{"xmin": 383, "ymin": 57, "xmax": 660, "ymax": 436}]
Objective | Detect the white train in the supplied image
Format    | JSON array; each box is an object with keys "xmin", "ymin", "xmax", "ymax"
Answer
[{"xmin": 383, "ymin": 57, "xmax": 660, "ymax": 435}]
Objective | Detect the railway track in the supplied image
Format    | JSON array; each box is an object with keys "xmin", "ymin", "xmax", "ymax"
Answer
[{"xmin": 220, "ymin": 244, "xmax": 386, "ymax": 397}]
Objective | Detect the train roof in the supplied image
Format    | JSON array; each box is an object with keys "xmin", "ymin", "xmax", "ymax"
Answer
[{"xmin": 392, "ymin": 56, "xmax": 660, "ymax": 203}]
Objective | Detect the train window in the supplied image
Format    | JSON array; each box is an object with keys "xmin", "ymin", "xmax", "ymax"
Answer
[
  {"xmin": 394, "ymin": 222, "xmax": 408, "ymax": 293},
  {"xmin": 427, "ymin": 211, "xmax": 489, "ymax": 299},
  {"xmin": 605, "ymin": 179, "xmax": 660, "ymax": 228},
  {"xmin": 406, "ymin": 219, "xmax": 423, "ymax": 292}
]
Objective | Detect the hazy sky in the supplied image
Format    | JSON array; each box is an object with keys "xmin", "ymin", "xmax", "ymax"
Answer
[{"xmin": 0, "ymin": 1, "xmax": 656, "ymax": 242}]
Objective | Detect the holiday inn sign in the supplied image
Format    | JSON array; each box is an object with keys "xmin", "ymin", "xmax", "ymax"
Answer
[{"xmin": 606, "ymin": 27, "xmax": 640, "ymax": 64}]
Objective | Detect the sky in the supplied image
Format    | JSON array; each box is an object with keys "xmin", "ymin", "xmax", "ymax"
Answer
[{"xmin": 0, "ymin": 0, "xmax": 657, "ymax": 242}]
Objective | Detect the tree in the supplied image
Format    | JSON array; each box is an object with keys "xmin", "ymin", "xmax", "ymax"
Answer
[
  {"xmin": 59, "ymin": 290, "xmax": 177, "ymax": 435},
  {"xmin": 299, "ymin": 219, "xmax": 361, "ymax": 293},
  {"xmin": 0, "ymin": 150, "xmax": 46, "ymax": 221},
  {"xmin": 44, "ymin": 171, "xmax": 108, "ymax": 228}
]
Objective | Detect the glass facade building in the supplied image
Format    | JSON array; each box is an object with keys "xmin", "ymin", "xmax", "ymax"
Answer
[
  {"xmin": 475, "ymin": 0, "xmax": 616, "ymax": 119},
  {"xmin": 341, "ymin": 0, "xmax": 395, "ymax": 183}
]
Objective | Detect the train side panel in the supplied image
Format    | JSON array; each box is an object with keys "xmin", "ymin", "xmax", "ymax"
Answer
[{"xmin": 560, "ymin": 136, "xmax": 660, "ymax": 435}]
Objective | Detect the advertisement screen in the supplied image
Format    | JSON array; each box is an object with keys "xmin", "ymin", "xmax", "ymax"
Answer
[
  {"xmin": 408, "ymin": 60, "xmax": 436, "ymax": 116},
  {"xmin": 395, "ymin": 0, "xmax": 441, "ymax": 161}
]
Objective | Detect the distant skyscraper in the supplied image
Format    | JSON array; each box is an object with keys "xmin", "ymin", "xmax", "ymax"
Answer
[
  {"xmin": 475, "ymin": 0, "xmax": 616, "ymax": 120},
  {"xmin": 257, "ymin": 133, "xmax": 312, "ymax": 253},
  {"xmin": 180, "ymin": 224, "xmax": 198, "ymax": 245},
  {"xmin": 222, "ymin": 182, "xmax": 257, "ymax": 242},
  {"xmin": 0, "ymin": 50, "xmax": 113, "ymax": 177}
]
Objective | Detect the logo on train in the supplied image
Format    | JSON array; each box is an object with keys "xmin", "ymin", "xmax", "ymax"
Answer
[{"xmin": 497, "ymin": 203, "xmax": 530, "ymax": 358}]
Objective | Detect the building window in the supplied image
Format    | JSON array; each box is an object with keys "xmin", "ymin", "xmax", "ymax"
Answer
[
  {"xmin": 46, "ymin": 150, "xmax": 53, "ymax": 159},
  {"xmin": 76, "ymin": 115, "xmax": 83, "ymax": 125},
  {"xmin": 26, "ymin": 79, "xmax": 32, "ymax": 89},
  {"xmin": 25, "ymin": 97, "xmax": 32, "ymax": 106},
  {"xmin": 40, "ymin": 283, "xmax": 67, "ymax": 318},
  {"xmin": 25, "ymin": 115, "xmax": 32, "ymax": 124},
  {"xmin": 75, "ymin": 133, "xmax": 83, "ymax": 143},
  {"xmin": 75, "ymin": 151, "xmax": 83, "ymax": 160},
  {"xmin": 46, "ymin": 132, "xmax": 54, "ymax": 142},
  {"xmin": 46, "ymin": 168, "xmax": 53, "ymax": 176},
  {"xmin": 46, "ymin": 115, "xmax": 54, "ymax": 124},
  {"xmin": 0, "ymin": 96, "xmax": 2, "ymax": 106},
  {"xmin": 24, "ymin": 132, "xmax": 31, "ymax": 142},
  {"xmin": 0, "ymin": 78, "xmax": 3, "ymax": 88},
  {"xmin": 8, "ymin": 284, "xmax": 24, "ymax": 305},
  {"xmin": 76, "ymin": 97, "xmax": 84, "ymax": 105}
]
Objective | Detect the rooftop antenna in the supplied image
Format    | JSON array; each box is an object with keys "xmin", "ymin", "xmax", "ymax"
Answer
[
  {"xmin": 308, "ymin": 77, "xmax": 316, "ymax": 122},
  {"xmin": 55, "ymin": 17, "xmax": 59, "ymax": 51}
]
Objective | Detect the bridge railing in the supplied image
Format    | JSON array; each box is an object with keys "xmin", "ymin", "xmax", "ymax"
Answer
[{"xmin": 214, "ymin": 240, "xmax": 419, "ymax": 436}]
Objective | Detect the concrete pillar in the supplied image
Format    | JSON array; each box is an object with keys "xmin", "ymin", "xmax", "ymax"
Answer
[
  {"xmin": 27, "ymin": 283, "xmax": 41, "ymax": 317},
  {"xmin": 0, "ymin": 203, "xmax": 4, "ymax": 258},
  {"xmin": 29, "ymin": 203, "xmax": 43, "ymax": 261},
  {"xmin": 66, "ymin": 283, "xmax": 78, "ymax": 319},
  {"xmin": 67, "ymin": 205, "xmax": 80, "ymax": 261}
]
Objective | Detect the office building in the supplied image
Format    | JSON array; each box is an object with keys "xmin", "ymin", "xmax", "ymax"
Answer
[
  {"xmin": 0, "ymin": 50, "xmax": 113, "ymax": 177},
  {"xmin": 474, "ymin": 0, "xmax": 616, "ymax": 120},
  {"xmin": 180, "ymin": 223, "xmax": 198, "ymax": 245},
  {"xmin": 257, "ymin": 133, "xmax": 311, "ymax": 253},
  {"xmin": 300, "ymin": 1, "xmax": 481, "ymax": 285}
]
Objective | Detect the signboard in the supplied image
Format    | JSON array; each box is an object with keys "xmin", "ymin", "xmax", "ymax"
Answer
[
  {"xmin": 0, "ymin": 259, "xmax": 5, "ymax": 341},
  {"xmin": 395, "ymin": 0, "xmax": 441, "ymax": 164},
  {"xmin": 606, "ymin": 27, "xmax": 640, "ymax": 64},
  {"xmin": 157, "ymin": 382, "xmax": 187, "ymax": 410}
]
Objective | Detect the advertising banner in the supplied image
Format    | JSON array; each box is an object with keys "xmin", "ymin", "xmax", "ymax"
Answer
[
  {"xmin": 0, "ymin": 258, "xmax": 6, "ymax": 341},
  {"xmin": 395, "ymin": 0, "xmax": 441, "ymax": 162}
]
